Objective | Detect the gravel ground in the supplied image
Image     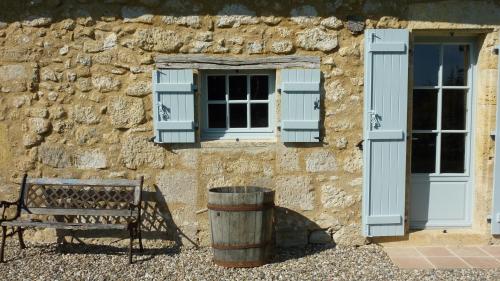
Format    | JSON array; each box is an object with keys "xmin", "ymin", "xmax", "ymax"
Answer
[{"xmin": 0, "ymin": 241, "xmax": 499, "ymax": 281}]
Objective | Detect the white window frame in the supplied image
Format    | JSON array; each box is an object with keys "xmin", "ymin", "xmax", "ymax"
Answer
[
  {"xmin": 411, "ymin": 38, "xmax": 475, "ymax": 177},
  {"xmin": 200, "ymin": 70, "xmax": 276, "ymax": 140}
]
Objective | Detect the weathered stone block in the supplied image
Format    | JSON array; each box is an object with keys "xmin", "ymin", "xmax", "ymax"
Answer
[
  {"xmin": 126, "ymin": 81, "xmax": 151, "ymax": 97},
  {"xmin": 333, "ymin": 224, "xmax": 367, "ymax": 246},
  {"xmin": 135, "ymin": 28, "xmax": 183, "ymax": 53},
  {"xmin": 76, "ymin": 78, "xmax": 92, "ymax": 92},
  {"xmin": 38, "ymin": 143, "xmax": 71, "ymax": 168},
  {"xmin": 296, "ymin": 28, "xmax": 338, "ymax": 52},
  {"xmin": 309, "ymin": 230, "xmax": 332, "ymax": 244},
  {"xmin": 157, "ymin": 170, "xmax": 197, "ymax": 205},
  {"xmin": 321, "ymin": 17, "xmax": 343, "ymax": 29},
  {"xmin": 277, "ymin": 147, "xmax": 300, "ymax": 172},
  {"xmin": 306, "ymin": 150, "xmax": 337, "ymax": 172},
  {"xmin": 27, "ymin": 108, "xmax": 48, "ymax": 118},
  {"xmin": 29, "ymin": 118, "xmax": 51, "ymax": 135},
  {"xmin": 120, "ymin": 136, "xmax": 164, "ymax": 169},
  {"xmin": 162, "ymin": 16, "xmax": 201, "ymax": 28},
  {"xmin": 108, "ymin": 96, "xmax": 144, "ymax": 129},
  {"xmin": 103, "ymin": 33, "xmax": 117, "ymax": 50},
  {"xmin": 73, "ymin": 105, "xmax": 100, "ymax": 125},
  {"xmin": 247, "ymin": 41, "xmax": 264, "ymax": 54},
  {"xmin": 270, "ymin": 40, "xmax": 294, "ymax": 54},
  {"xmin": 74, "ymin": 149, "xmax": 107, "ymax": 169},
  {"xmin": 0, "ymin": 65, "xmax": 27, "ymax": 82},
  {"xmin": 276, "ymin": 175, "xmax": 315, "ymax": 211},
  {"xmin": 343, "ymin": 150, "xmax": 362, "ymax": 173},
  {"xmin": 92, "ymin": 76, "xmax": 121, "ymax": 93},
  {"xmin": 321, "ymin": 184, "xmax": 356, "ymax": 209},
  {"xmin": 22, "ymin": 16, "xmax": 52, "ymax": 27},
  {"xmin": 23, "ymin": 133, "xmax": 42, "ymax": 148},
  {"xmin": 217, "ymin": 4, "xmax": 259, "ymax": 27}
]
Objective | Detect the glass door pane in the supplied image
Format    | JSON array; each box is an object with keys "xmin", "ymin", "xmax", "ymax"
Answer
[
  {"xmin": 440, "ymin": 133, "xmax": 466, "ymax": 173},
  {"xmin": 411, "ymin": 133, "xmax": 437, "ymax": 173},
  {"xmin": 412, "ymin": 89, "xmax": 438, "ymax": 130}
]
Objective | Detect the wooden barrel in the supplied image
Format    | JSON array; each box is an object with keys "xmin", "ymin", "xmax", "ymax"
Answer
[{"xmin": 208, "ymin": 186, "xmax": 275, "ymax": 268}]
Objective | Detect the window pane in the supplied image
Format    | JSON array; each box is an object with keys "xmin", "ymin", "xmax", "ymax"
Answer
[
  {"xmin": 229, "ymin": 76, "xmax": 247, "ymax": 100},
  {"xmin": 250, "ymin": 76, "xmax": 268, "ymax": 100},
  {"xmin": 412, "ymin": 89, "xmax": 437, "ymax": 130},
  {"xmin": 442, "ymin": 89, "xmax": 467, "ymax": 130},
  {"xmin": 207, "ymin": 76, "xmax": 225, "ymax": 101},
  {"xmin": 443, "ymin": 45, "xmax": 468, "ymax": 86},
  {"xmin": 229, "ymin": 104, "xmax": 247, "ymax": 128},
  {"xmin": 411, "ymin": 133, "xmax": 436, "ymax": 173},
  {"xmin": 251, "ymin": 104, "xmax": 268, "ymax": 128},
  {"xmin": 208, "ymin": 104, "xmax": 226, "ymax": 128},
  {"xmin": 414, "ymin": 45, "xmax": 440, "ymax": 87},
  {"xmin": 441, "ymin": 133, "xmax": 466, "ymax": 173}
]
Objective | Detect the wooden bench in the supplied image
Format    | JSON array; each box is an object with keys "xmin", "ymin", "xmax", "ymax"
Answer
[{"xmin": 0, "ymin": 174, "xmax": 144, "ymax": 264}]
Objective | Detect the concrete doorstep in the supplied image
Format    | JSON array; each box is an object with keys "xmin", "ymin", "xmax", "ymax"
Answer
[{"xmin": 384, "ymin": 246, "xmax": 500, "ymax": 269}]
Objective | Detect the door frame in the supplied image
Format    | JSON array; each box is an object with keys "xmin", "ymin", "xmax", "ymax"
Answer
[{"xmin": 408, "ymin": 35, "xmax": 478, "ymax": 229}]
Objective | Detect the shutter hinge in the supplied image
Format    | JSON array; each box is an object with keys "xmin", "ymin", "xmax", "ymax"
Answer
[
  {"xmin": 493, "ymin": 46, "xmax": 499, "ymax": 55},
  {"xmin": 277, "ymin": 88, "xmax": 282, "ymax": 94}
]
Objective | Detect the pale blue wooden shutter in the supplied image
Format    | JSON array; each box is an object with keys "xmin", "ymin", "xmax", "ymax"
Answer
[
  {"xmin": 492, "ymin": 43, "xmax": 500, "ymax": 234},
  {"xmin": 362, "ymin": 29, "xmax": 409, "ymax": 237},
  {"xmin": 280, "ymin": 69, "xmax": 321, "ymax": 142},
  {"xmin": 152, "ymin": 69, "xmax": 195, "ymax": 143}
]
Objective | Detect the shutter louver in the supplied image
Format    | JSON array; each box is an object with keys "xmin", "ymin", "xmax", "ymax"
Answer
[
  {"xmin": 280, "ymin": 68, "xmax": 321, "ymax": 142},
  {"xmin": 362, "ymin": 29, "xmax": 409, "ymax": 237},
  {"xmin": 152, "ymin": 69, "xmax": 195, "ymax": 143}
]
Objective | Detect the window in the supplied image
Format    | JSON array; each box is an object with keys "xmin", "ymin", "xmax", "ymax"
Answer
[
  {"xmin": 411, "ymin": 42, "xmax": 472, "ymax": 174},
  {"xmin": 201, "ymin": 70, "xmax": 275, "ymax": 140}
]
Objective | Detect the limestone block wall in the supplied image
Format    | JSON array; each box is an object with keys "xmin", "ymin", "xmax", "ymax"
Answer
[{"xmin": 0, "ymin": 0, "xmax": 498, "ymax": 247}]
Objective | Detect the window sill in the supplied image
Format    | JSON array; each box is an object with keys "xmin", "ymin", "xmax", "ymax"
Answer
[{"xmin": 199, "ymin": 138, "xmax": 277, "ymax": 148}]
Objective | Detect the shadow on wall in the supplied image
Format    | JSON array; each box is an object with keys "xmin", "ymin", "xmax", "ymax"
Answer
[
  {"xmin": 53, "ymin": 185, "xmax": 199, "ymax": 249},
  {"xmin": 0, "ymin": 0, "xmax": 498, "ymax": 25},
  {"xmin": 274, "ymin": 206, "xmax": 334, "ymax": 248}
]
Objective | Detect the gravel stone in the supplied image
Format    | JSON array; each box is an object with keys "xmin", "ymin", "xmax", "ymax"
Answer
[{"xmin": 0, "ymin": 241, "xmax": 498, "ymax": 280}]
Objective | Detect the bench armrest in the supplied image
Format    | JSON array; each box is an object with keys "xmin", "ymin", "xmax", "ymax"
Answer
[{"xmin": 0, "ymin": 200, "xmax": 19, "ymax": 221}]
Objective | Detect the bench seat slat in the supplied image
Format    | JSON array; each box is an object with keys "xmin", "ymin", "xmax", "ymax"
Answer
[
  {"xmin": 22, "ymin": 208, "xmax": 138, "ymax": 217},
  {"xmin": 27, "ymin": 178, "xmax": 141, "ymax": 187},
  {"xmin": 1, "ymin": 220, "xmax": 128, "ymax": 230}
]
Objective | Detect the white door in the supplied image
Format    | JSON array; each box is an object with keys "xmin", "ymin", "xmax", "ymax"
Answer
[{"xmin": 410, "ymin": 39, "xmax": 474, "ymax": 228}]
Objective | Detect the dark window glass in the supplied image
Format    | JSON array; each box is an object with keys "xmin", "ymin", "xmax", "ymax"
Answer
[
  {"xmin": 207, "ymin": 76, "xmax": 225, "ymax": 100},
  {"xmin": 414, "ymin": 45, "xmax": 440, "ymax": 87},
  {"xmin": 412, "ymin": 89, "xmax": 438, "ymax": 130},
  {"xmin": 250, "ymin": 76, "xmax": 268, "ymax": 100},
  {"xmin": 229, "ymin": 104, "xmax": 247, "ymax": 128},
  {"xmin": 411, "ymin": 133, "xmax": 436, "ymax": 173},
  {"xmin": 442, "ymin": 89, "xmax": 467, "ymax": 130},
  {"xmin": 441, "ymin": 133, "xmax": 466, "ymax": 173},
  {"xmin": 443, "ymin": 45, "xmax": 468, "ymax": 86},
  {"xmin": 251, "ymin": 104, "xmax": 268, "ymax": 128},
  {"xmin": 229, "ymin": 76, "xmax": 247, "ymax": 100},
  {"xmin": 208, "ymin": 104, "xmax": 226, "ymax": 128}
]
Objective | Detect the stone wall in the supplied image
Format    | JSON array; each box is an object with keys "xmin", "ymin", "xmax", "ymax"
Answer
[{"xmin": 0, "ymin": 0, "xmax": 499, "ymax": 247}]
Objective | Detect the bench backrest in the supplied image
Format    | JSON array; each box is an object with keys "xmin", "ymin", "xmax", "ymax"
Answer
[{"xmin": 20, "ymin": 177, "xmax": 143, "ymax": 218}]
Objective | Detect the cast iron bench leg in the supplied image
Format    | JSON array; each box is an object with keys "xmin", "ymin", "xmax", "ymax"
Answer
[
  {"xmin": 18, "ymin": 227, "xmax": 26, "ymax": 249},
  {"xmin": 138, "ymin": 226, "xmax": 144, "ymax": 253},
  {"xmin": 0, "ymin": 226, "xmax": 6, "ymax": 263},
  {"xmin": 129, "ymin": 227, "xmax": 134, "ymax": 264}
]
